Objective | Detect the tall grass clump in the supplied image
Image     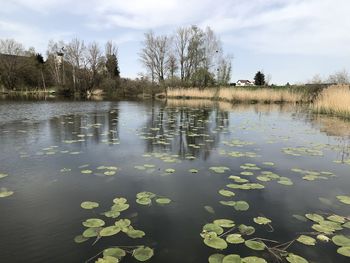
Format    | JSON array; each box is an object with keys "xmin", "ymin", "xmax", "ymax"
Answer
[{"xmin": 314, "ymin": 85, "xmax": 350, "ymax": 118}]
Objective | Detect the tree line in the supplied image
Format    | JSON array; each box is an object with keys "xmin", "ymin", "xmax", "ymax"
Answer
[
  {"xmin": 139, "ymin": 25, "xmax": 232, "ymax": 88},
  {"xmin": 0, "ymin": 38, "xmax": 120, "ymax": 95}
]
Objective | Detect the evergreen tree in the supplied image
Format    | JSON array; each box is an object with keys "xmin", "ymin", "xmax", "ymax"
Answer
[{"xmin": 254, "ymin": 71, "xmax": 265, "ymax": 86}]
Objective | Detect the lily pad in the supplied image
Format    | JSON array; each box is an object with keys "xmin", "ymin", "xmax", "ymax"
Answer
[
  {"xmin": 286, "ymin": 253, "xmax": 309, "ymax": 263},
  {"xmin": 223, "ymin": 254, "xmax": 241, "ymax": 263},
  {"xmin": 253, "ymin": 217, "xmax": 271, "ymax": 225},
  {"xmin": 103, "ymin": 248, "xmax": 126, "ymax": 259},
  {"xmin": 242, "ymin": 257, "xmax": 267, "ymax": 263},
  {"xmin": 337, "ymin": 246, "xmax": 350, "ymax": 257},
  {"xmin": 336, "ymin": 195, "xmax": 350, "ymax": 205},
  {"xmin": 209, "ymin": 254, "xmax": 225, "ymax": 263},
  {"xmin": 332, "ymin": 235, "xmax": 350, "ymax": 246},
  {"xmin": 245, "ymin": 240, "xmax": 266, "ymax": 251},
  {"xmin": 133, "ymin": 246, "xmax": 154, "ymax": 261},
  {"xmin": 100, "ymin": 226, "xmax": 121, "ymax": 237},
  {"xmin": 204, "ymin": 236, "xmax": 228, "ymax": 250},
  {"xmin": 226, "ymin": 234, "xmax": 245, "ymax": 244},
  {"xmin": 219, "ymin": 189, "xmax": 235, "ymax": 197},
  {"xmin": 238, "ymin": 225, "xmax": 255, "ymax": 235},
  {"xmin": 155, "ymin": 198, "xmax": 171, "ymax": 204},
  {"xmin": 213, "ymin": 219, "xmax": 235, "ymax": 228},
  {"xmin": 0, "ymin": 188, "xmax": 14, "ymax": 198},
  {"xmin": 82, "ymin": 218, "xmax": 105, "ymax": 228},
  {"xmin": 83, "ymin": 227, "xmax": 100, "ymax": 238},
  {"xmin": 296, "ymin": 235, "xmax": 316, "ymax": 246},
  {"xmin": 203, "ymin": 223, "xmax": 224, "ymax": 235},
  {"xmin": 234, "ymin": 201, "xmax": 249, "ymax": 211},
  {"xmin": 74, "ymin": 235, "xmax": 89, "ymax": 243},
  {"xmin": 81, "ymin": 201, "xmax": 99, "ymax": 210}
]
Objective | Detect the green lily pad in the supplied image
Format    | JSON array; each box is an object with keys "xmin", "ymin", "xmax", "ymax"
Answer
[
  {"xmin": 223, "ymin": 254, "xmax": 241, "ymax": 263},
  {"xmin": 234, "ymin": 201, "xmax": 249, "ymax": 211},
  {"xmin": 95, "ymin": 256, "xmax": 119, "ymax": 263},
  {"xmin": 337, "ymin": 195, "xmax": 350, "ymax": 205},
  {"xmin": 205, "ymin": 205, "xmax": 215, "ymax": 214},
  {"xmin": 136, "ymin": 192, "xmax": 156, "ymax": 199},
  {"xmin": 296, "ymin": 235, "xmax": 316, "ymax": 246},
  {"xmin": 245, "ymin": 240, "xmax": 266, "ymax": 250},
  {"xmin": 219, "ymin": 189, "xmax": 235, "ymax": 197},
  {"xmin": 226, "ymin": 234, "xmax": 245, "ymax": 244},
  {"xmin": 242, "ymin": 257, "xmax": 267, "ymax": 263},
  {"xmin": 83, "ymin": 227, "xmax": 100, "ymax": 237},
  {"xmin": 253, "ymin": 217, "xmax": 271, "ymax": 225},
  {"xmin": 155, "ymin": 198, "xmax": 171, "ymax": 204},
  {"xmin": 305, "ymin": 213, "xmax": 324, "ymax": 223},
  {"xmin": 213, "ymin": 219, "xmax": 235, "ymax": 228},
  {"xmin": 133, "ymin": 246, "xmax": 154, "ymax": 261},
  {"xmin": 81, "ymin": 201, "xmax": 99, "ymax": 209},
  {"xmin": 189, "ymin": 169, "xmax": 198, "ymax": 173},
  {"xmin": 337, "ymin": 246, "xmax": 350, "ymax": 257},
  {"xmin": 115, "ymin": 219, "xmax": 131, "ymax": 230},
  {"xmin": 100, "ymin": 226, "xmax": 121, "ymax": 237},
  {"xmin": 74, "ymin": 235, "xmax": 89, "ymax": 243},
  {"xmin": 327, "ymin": 215, "xmax": 345, "ymax": 224},
  {"xmin": 210, "ymin": 166, "xmax": 230, "ymax": 174},
  {"xmin": 0, "ymin": 188, "xmax": 14, "ymax": 198},
  {"xmin": 103, "ymin": 248, "xmax": 126, "ymax": 259},
  {"xmin": 126, "ymin": 229, "xmax": 145, "ymax": 239},
  {"xmin": 136, "ymin": 197, "xmax": 152, "ymax": 205},
  {"xmin": 332, "ymin": 235, "xmax": 350, "ymax": 246},
  {"xmin": 113, "ymin": 198, "xmax": 127, "ymax": 204},
  {"xmin": 209, "ymin": 254, "xmax": 225, "ymax": 263},
  {"xmin": 104, "ymin": 210, "xmax": 121, "ymax": 218},
  {"xmin": 203, "ymin": 223, "xmax": 224, "ymax": 235},
  {"xmin": 82, "ymin": 218, "xmax": 105, "ymax": 228},
  {"xmin": 0, "ymin": 173, "xmax": 8, "ymax": 179},
  {"xmin": 238, "ymin": 225, "xmax": 255, "ymax": 235},
  {"xmin": 111, "ymin": 203, "xmax": 130, "ymax": 212},
  {"xmin": 204, "ymin": 236, "xmax": 228, "ymax": 250},
  {"xmin": 286, "ymin": 253, "xmax": 309, "ymax": 263}
]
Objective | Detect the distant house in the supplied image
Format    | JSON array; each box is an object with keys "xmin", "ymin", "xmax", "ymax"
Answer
[{"xmin": 236, "ymin": 80, "xmax": 254, "ymax": 86}]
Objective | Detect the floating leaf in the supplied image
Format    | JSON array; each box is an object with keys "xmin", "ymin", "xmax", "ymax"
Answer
[
  {"xmin": 316, "ymin": 234, "xmax": 330, "ymax": 242},
  {"xmin": 234, "ymin": 201, "xmax": 249, "ymax": 211},
  {"xmin": 238, "ymin": 225, "xmax": 255, "ymax": 235},
  {"xmin": 95, "ymin": 256, "xmax": 119, "ymax": 263},
  {"xmin": 210, "ymin": 166, "xmax": 230, "ymax": 174},
  {"xmin": 74, "ymin": 235, "xmax": 89, "ymax": 243},
  {"xmin": 332, "ymin": 235, "xmax": 350, "ymax": 246},
  {"xmin": 242, "ymin": 257, "xmax": 267, "ymax": 263},
  {"xmin": 133, "ymin": 246, "xmax": 154, "ymax": 261},
  {"xmin": 0, "ymin": 173, "xmax": 8, "ymax": 179},
  {"xmin": 103, "ymin": 248, "xmax": 126, "ymax": 259},
  {"xmin": 100, "ymin": 226, "xmax": 121, "ymax": 237},
  {"xmin": 155, "ymin": 198, "xmax": 171, "ymax": 204},
  {"xmin": 327, "ymin": 215, "xmax": 345, "ymax": 224},
  {"xmin": 253, "ymin": 217, "xmax": 271, "ymax": 225},
  {"xmin": 286, "ymin": 253, "xmax": 309, "ymax": 263},
  {"xmin": 204, "ymin": 236, "xmax": 228, "ymax": 250},
  {"xmin": 213, "ymin": 219, "xmax": 235, "ymax": 228},
  {"xmin": 222, "ymin": 254, "xmax": 241, "ymax": 263},
  {"xmin": 136, "ymin": 197, "xmax": 152, "ymax": 205},
  {"xmin": 245, "ymin": 240, "xmax": 266, "ymax": 251},
  {"xmin": 337, "ymin": 246, "xmax": 350, "ymax": 257},
  {"xmin": 305, "ymin": 213, "xmax": 324, "ymax": 223},
  {"xmin": 83, "ymin": 227, "xmax": 100, "ymax": 238},
  {"xmin": 111, "ymin": 203, "xmax": 130, "ymax": 212},
  {"xmin": 209, "ymin": 254, "xmax": 225, "ymax": 263},
  {"xmin": 81, "ymin": 169, "xmax": 93, "ymax": 174},
  {"xmin": 203, "ymin": 223, "xmax": 224, "ymax": 235},
  {"xmin": 336, "ymin": 195, "xmax": 350, "ymax": 205},
  {"xmin": 0, "ymin": 188, "xmax": 14, "ymax": 198},
  {"xmin": 189, "ymin": 169, "xmax": 198, "ymax": 173},
  {"xmin": 292, "ymin": 215, "xmax": 307, "ymax": 222},
  {"xmin": 126, "ymin": 229, "xmax": 145, "ymax": 239},
  {"xmin": 226, "ymin": 234, "xmax": 245, "ymax": 244},
  {"xmin": 219, "ymin": 189, "xmax": 235, "ymax": 197},
  {"xmin": 296, "ymin": 235, "xmax": 316, "ymax": 246},
  {"xmin": 81, "ymin": 201, "xmax": 99, "ymax": 210},
  {"xmin": 82, "ymin": 218, "xmax": 105, "ymax": 228}
]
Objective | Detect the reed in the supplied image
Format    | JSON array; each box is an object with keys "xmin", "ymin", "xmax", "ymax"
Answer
[{"xmin": 313, "ymin": 85, "xmax": 350, "ymax": 118}]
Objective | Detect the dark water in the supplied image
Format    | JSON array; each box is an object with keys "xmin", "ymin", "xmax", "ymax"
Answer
[{"xmin": 0, "ymin": 99, "xmax": 349, "ymax": 263}]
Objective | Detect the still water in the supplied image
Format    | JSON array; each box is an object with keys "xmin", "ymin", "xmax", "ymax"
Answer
[{"xmin": 0, "ymin": 99, "xmax": 349, "ymax": 263}]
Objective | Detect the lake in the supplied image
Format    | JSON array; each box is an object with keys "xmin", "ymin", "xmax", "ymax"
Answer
[{"xmin": 0, "ymin": 98, "xmax": 349, "ymax": 263}]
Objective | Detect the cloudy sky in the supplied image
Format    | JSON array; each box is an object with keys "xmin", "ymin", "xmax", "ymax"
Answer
[{"xmin": 1, "ymin": 0, "xmax": 350, "ymax": 84}]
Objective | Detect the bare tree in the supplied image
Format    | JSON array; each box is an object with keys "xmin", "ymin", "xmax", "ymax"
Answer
[
  {"xmin": 0, "ymin": 39, "xmax": 25, "ymax": 90},
  {"xmin": 46, "ymin": 40, "xmax": 66, "ymax": 87},
  {"xmin": 139, "ymin": 31, "xmax": 171, "ymax": 83},
  {"xmin": 327, "ymin": 69, "xmax": 349, "ymax": 84},
  {"xmin": 84, "ymin": 42, "xmax": 103, "ymax": 93},
  {"xmin": 217, "ymin": 55, "xmax": 232, "ymax": 86},
  {"xmin": 66, "ymin": 38, "xmax": 86, "ymax": 92},
  {"xmin": 174, "ymin": 27, "xmax": 190, "ymax": 81}
]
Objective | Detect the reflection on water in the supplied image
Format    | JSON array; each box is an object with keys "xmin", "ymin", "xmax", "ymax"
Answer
[{"xmin": 0, "ymin": 99, "xmax": 350, "ymax": 263}]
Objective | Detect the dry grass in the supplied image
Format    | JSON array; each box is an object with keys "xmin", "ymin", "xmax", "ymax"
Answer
[
  {"xmin": 314, "ymin": 85, "xmax": 350, "ymax": 118},
  {"xmin": 166, "ymin": 87, "xmax": 305, "ymax": 103}
]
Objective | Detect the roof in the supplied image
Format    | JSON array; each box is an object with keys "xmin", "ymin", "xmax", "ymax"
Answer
[{"xmin": 237, "ymin": 80, "xmax": 252, "ymax": 83}]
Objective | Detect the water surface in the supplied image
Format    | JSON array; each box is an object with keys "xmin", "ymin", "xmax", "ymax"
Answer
[{"xmin": 0, "ymin": 99, "xmax": 350, "ymax": 263}]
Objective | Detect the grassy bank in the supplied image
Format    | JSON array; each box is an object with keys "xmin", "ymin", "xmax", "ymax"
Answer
[{"xmin": 163, "ymin": 85, "xmax": 350, "ymax": 118}]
